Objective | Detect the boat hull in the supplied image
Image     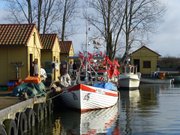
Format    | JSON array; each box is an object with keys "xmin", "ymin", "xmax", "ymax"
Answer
[
  {"xmin": 59, "ymin": 84, "xmax": 119, "ymax": 112},
  {"xmin": 118, "ymin": 74, "xmax": 140, "ymax": 89},
  {"xmin": 173, "ymin": 76, "xmax": 180, "ymax": 83},
  {"xmin": 140, "ymin": 78, "xmax": 174, "ymax": 84}
]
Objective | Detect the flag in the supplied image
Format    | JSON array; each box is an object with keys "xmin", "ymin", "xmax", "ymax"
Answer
[
  {"xmin": 113, "ymin": 68, "xmax": 120, "ymax": 76},
  {"xmin": 99, "ymin": 51, "xmax": 103, "ymax": 56},
  {"xmin": 78, "ymin": 51, "xmax": 84, "ymax": 59},
  {"xmin": 113, "ymin": 59, "xmax": 120, "ymax": 67},
  {"xmin": 88, "ymin": 52, "xmax": 93, "ymax": 62}
]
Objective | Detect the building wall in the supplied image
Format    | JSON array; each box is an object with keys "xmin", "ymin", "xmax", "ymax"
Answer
[
  {"xmin": 27, "ymin": 28, "xmax": 42, "ymax": 76},
  {"xmin": 41, "ymin": 37, "xmax": 60, "ymax": 81},
  {"xmin": 60, "ymin": 45, "xmax": 74, "ymax": 63},
  {"xmin": 0, "ymin": 27, "xmax": 42, "ymax": 84},
  {"xmin": 41, "ymin": 50, "xmax": 52, "ymax": 65},
  {"xmin": 131, "ymin": 47, "xmax": 159, "ymax": 74},
  {"xmin": 0, "ymin": 46, "xmax": 27, "ymax": 84},
  {"xmin": 68, "ymin": 45, "xmax": 74, "ymax": 63},
  {"xmin": 52, "ymin": 37, "xmax": 60, "ymax": 81},
  {"xmin": 60, "ymin": 54, "xmax": 67, "ymax": 63}
]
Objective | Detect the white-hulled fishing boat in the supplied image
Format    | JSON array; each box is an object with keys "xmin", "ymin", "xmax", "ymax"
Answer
[
  {"xmin": 118, "ymin": 64, "xmax": 141, "ymax": 90},
  {"xmin": 59, "ymin": 83, "xmax": 118, "ymax": 112},
  {"xmin": 59, "ymin": 52, "xmax": 120, "ymax": 112}
]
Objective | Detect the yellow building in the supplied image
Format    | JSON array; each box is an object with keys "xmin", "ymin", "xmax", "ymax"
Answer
[
  {"xmin": 59, "ymin": 41, "xmax": 74, "ymax": 63},
  {"xmin": 0, "ymin": 24, "xmax": 42, "ymax": 85},
  {"xmin": 130, "ymin": 46, "xmax": 161, "ymax": 75},
  {"xmin": 40, "ymin": 34, "xmax": 60, "ymax": 81}
]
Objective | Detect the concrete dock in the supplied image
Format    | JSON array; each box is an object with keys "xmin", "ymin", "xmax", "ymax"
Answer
[
  {"xmin": 0, "ymin": 89, "xmax": 52, "ymax": 135},
  {"xmin": 0, "ymin": 91, "xmax": 20, "ymax": 110}
]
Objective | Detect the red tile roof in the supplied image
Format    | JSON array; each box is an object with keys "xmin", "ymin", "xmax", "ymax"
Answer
[
  {"xmin": 40, "ymin": 34, "xmax": 57, "ymax": 49},
  {"xmin": 59, "ymin": 41, "xmax": 72, "ymax": 54},
  {"xmin": 0, "ymin": 24, "xmax": 36, "ymax": 46}
]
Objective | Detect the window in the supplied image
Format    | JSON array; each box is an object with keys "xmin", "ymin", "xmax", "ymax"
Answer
[{"xmin": 143, "ymin": 61, "xmax": 151, "ymax": 68}]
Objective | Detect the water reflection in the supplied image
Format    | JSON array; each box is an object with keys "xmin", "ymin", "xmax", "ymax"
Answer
[
  {"xmin": 139, "ymin": 84, "xmax": 172, "ymax": 110},
  {"xmin": 120, "ymin": 89, "xmax": 140, "ymax": 110},
  {"xmin": 27, "ymin": 115, "xmax": 54, "ymax": 135},
  {"xmin": 119, "ymin": 89, "xmax": 141, "ymax": 135},
  {"xmin": 119, "ymin": 84, "xmax": 180, "ymax": 135},
  {"xmin": 59, "ymin": 104, "xmax": 119, "ymax": 135},
  {"xmin": 29, "ymin": 84, "xmax": 180, "ymax": 134}
]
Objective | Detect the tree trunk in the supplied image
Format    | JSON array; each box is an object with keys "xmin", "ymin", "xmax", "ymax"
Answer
[
  {"xmin": 26, "ymin": 0, "xmax": 32, "ymax": 23},
  {"xmin": 38, "ymin": 0, "xmax": 42, "ymax": 32}
]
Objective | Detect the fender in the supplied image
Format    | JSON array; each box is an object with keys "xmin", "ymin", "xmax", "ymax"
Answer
[
  {"xmin": 25, "ymin": 108, "xmax": 35, "ymax": 130},
  {"xmin": 4, "ymin": 119, "xmax": 17, "ymax": 135}
]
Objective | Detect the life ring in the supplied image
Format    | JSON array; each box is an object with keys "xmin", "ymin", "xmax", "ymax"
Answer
[
  {"xmin": 33, "ymin": 104, "xmax": 44, "ymax": 122},
  {"xmin": 0, "ymin": 124, "xmax": 7, "ymax": 135},
  {"xmin": 3, "ymin": 119, "xmax": 17, "ymax": 135},
  {"xmin": 46, "ymin": 99, "xmax": 53, "ymax": 116},
  {"xmin": 16, "ymin": 112, "xmax": 27, "ymax": 135},
  {"xmin": 25, "ymin": 108, "xmax": 35, "ymax": 130}
]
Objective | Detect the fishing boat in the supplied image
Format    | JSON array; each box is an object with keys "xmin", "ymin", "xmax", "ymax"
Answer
[
  {"xmin": 118, "ymin": 64, "xmax": 141, "ymax": 90},
  {"xmin": 59, "ymin": 82, "xmax": 118, "ymax": 112},
  {"xmin": 140, "ymin": 77, "xmax": 174, "ymax": 84},
  {"xmin": 168, "ymin": 74, "xmax": 180, "ymax": 84},
  {"xmin": 59, "ymin": 103, "xmax": 119, "ymax": 134},
  {"xmin": 57, "ymin": 19, "xmax": 120, "ymax": 111},
  {"xmin": 140, "ymin": 71, "xmax": 174, "ymax": 84},
  {"xmin": 59, "ymin": 52, "xmax": 119, "ymax": 112}
]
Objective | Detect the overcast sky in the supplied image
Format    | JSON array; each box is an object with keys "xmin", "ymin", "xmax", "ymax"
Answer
[
  {"xmin": 150, "ymin": 0, "xmax": 180, "ymax": 57},
  {"xmin": 0, "ymin": 0, "xmax": 180, "ymax": 57}
]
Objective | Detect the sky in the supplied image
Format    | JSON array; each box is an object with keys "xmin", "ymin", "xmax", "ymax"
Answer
[
  {"xmin": 149, "ymin": 0, "xmax": 180, "ymax": 57},
  {"xmin": 0, "ymin": 0, "xmax": 180, "ymax": 57},
  {"xmin": 72, "ymin": 0, "xmax": 180, "ymax": 57}
]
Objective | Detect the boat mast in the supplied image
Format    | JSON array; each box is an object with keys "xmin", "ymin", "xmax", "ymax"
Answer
[{"xmin": 85, "ymin": 11, "xmax": 89, "ymax": 82}]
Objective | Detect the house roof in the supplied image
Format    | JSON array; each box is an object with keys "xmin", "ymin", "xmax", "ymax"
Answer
[
  {"xmin": 131, "ymin": 45, "xmax": 161, "ymax": 56},
  {"xmin": 40, "ymin": 34, "xmax": 58, "ymax": 49},
  {"xmin": 0, "ymin": 24, "xmax": 36, "ymax": 46},
  {"xmin": 59, "ymin": 41, "xmax": 72, "ymax": 54}
]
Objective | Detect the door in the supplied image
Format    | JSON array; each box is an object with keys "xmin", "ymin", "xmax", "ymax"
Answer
[
  {"xmin": 53, "ymin": 56, "xmax": 56, "ymax": 81},
  {"xmin": 30, "ymin": 54, "xmax": 33, "ymax": 76},
  {"xmin": 133, "ymin": 59, "xmax": 140, "ymax": 72}
]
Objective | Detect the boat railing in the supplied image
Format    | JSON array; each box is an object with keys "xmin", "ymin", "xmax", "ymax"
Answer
[
  {"xmin": 73, "ymin": 60, "xmax": 106, "ymax": 85},
  {"xmin": 124, "ymin": 65, "xmax": 138, "ymax": 74}
]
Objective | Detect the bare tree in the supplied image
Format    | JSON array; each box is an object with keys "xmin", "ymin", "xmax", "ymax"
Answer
[
  {"xmin": 26, "ymin": 0, "xmax": 33, "ymax": 23},
  {"xmin": 37, "ymin": 0, "xmax": 42, "ymax": 32},
  {"xmin": 86, "ymin": 0, "xmax": 125, "ymax": 60},
  {"xmin": 60, "ymin": 0, "xmax": 77, "ymax": 41},
  {"xmin": 86, "ymin": 0, "xmax": 165, "ymax": 61},
  {"xmin": 4, "ymin": 0, "xmax": 78, "ymax": 37},
  {"xmin": 121, "ymin": 0, "xmax": 165, "ymax": 63},
  {"xmin": 41, "ymin": 0, "xmax": 57, "ymax": 33},
  {"xmin": 5, "ymin": 0, "xmax": 33, "ymax": 23}
]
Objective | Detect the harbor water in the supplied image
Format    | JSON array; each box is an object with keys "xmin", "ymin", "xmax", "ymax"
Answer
[{"xmin": 29, "ymin": 84, "xmax": 180, "ymax": 135}]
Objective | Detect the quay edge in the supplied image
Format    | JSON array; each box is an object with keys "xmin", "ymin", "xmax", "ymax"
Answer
[{"xmin": 0, "ymin": 95, "xmax": 52, "ymax": 135}]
